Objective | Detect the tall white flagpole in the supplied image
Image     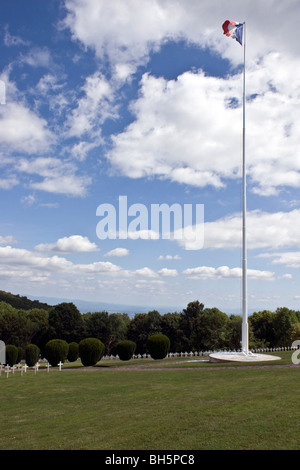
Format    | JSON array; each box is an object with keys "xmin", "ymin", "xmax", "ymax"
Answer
[{"xmin": 241, "ymin": 22, "xmax": 248, "ymax": 354}]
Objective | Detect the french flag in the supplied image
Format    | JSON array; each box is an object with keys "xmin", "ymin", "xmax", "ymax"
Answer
[{"xmin": 222, "ymin": 20, "xmax": 243, "ymax": 45}]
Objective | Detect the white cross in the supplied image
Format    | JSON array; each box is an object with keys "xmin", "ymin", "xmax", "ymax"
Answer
[
  {"xmin": 34, "ymin": 362, "xmax": 40, "ymax": 374},
  {"xmin": 23, "ymin": 364, "xmax": 28, "ymax": 373},
  {"xmin": 58, "ymin": 361, "xmax": 63, "ymax": 371},
  {"xmin": 47, "ymin": 362, "xmax": 51, "ymax": 372},
  {"xmin": 5, "ymin": 365, "xmax": 10, "ymax": 378}
]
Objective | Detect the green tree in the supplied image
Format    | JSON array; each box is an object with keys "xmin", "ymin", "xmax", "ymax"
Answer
[
  {"xmin": 48, "ymin": 303, "xmax": 83, "ymax": 343},
  {"xmin": 5, "ymin": 344, "xmax": 18, "ymax": 366},
  {"xmin": 25, "ymin": 344, "xmax": 40, "ymax": 367},
  {"xmin": 225, "ymin": 315, "xmax": 242, "ymax": 350},
  {"xmin": 0, "ymin": 302, "xmax": 36, "ymax": 348},
  {"xmin": 290, "ymin": 323, "xmax": 300, "ymax": 344},
  {"xmin": 196, "ymin": 308, "xmax": 228, "ymax": 351},
  {"xmin": 79, "ymin": 338, "xmax": 105, "ymax": 366},
  {"xmin": 249, "ymin": 310, "xmax": 276, "ymax": 347},
  {"xmin": 82, "ymin": 311, "xmax": 129, "ymax": 354},
  {"xmin": 45, "ymin": 339, "xmax": 69, "ymax": 366},
  {"xmin": 147, "ymin": 333, "xmax": 170, "ymax": 360},
  {"xmin": 127, "ymin": 311, "xmax": 162, "ymax": 354},
  {"xmin": 161, "ymin": 312, "xmax": 184, "ymax": 352},
  {"xmin": 25, "ymin": 308, "xmax": 49, "ymax": 349},
  {"xmin": 273, "ymin": 307, "xmax": 298, "ymax": 346},
  {"xmin": 67, "ymin": 342, "xmax": 79, "ymax": 362},
  {"xmin": 117, "ymin": 340, "xmax": 136, "ymax": 361}
]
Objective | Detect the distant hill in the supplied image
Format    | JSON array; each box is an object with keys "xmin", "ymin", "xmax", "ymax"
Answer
[
  {"xmin": 0, "ymin": 290, "xmax": 52, "ymax": 311},
  {"xmin": 27, "ymin": 295, "xmax": 179, "ymax": 316}
]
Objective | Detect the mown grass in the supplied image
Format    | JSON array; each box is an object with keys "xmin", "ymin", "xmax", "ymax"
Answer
[{"xmin": 0, "ymin": 352, "xmax": 299, "ymax": 450}]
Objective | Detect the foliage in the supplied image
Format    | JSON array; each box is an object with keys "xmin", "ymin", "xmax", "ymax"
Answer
[
  {"xmin": 79, "ymin": 337, "xmax": 105, "ymax": 366},
  {"xmin": 5, "ymin": 344, "xmax": 18, "ymax": 366},
  {"xmin": 226, "ymin": 315, "xmax": 242, "ymax": 350},
  {"xmin": 25, "ymin": 344, "xmax": 40, "ymax": 367},
  {"xmin": 45, "ymin": 339, "xmax": 69, "ymax": 366},
  {"xmin": 146, "ymin": 333, "xmax": 170, "ymax": 360},
  {"xmin": 67, "ymin": 342, "xmax": 79, "ymax": 362},
  {"xmin": 127, "ymin": 310, "xmax": 162, "ymax": 354},
  {"xmin": 48, "ymin": 303, "xmax": 83, "ymax": 343},
  {"xmin": 116, "ymin": 340, "xmax": 136, "ymax": 361},
  {"xmin": 82, "ymin": 311, "xmax": 129, "ymax": 354},
  {"xmin": 1, "ymin": 289, "xmax": 300, "ymax": 354},
  {"xmin": 160, "ymin": 312, "xmax": 183, "ymax": 352},
  {"xmin": 17, "ymin": 346, "xmax": 24, "ymax": 363},
  {"xmin": 0, "ymin": 290, "xmax": 51, "ymax": 311}
]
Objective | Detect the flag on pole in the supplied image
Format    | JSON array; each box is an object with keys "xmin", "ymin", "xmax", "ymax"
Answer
[{"xmin": 222, "ymin": 20, "xmax": 243, "ymax": 45}]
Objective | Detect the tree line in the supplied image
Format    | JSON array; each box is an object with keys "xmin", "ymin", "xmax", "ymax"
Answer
[{"xmin": 1, "ymin": 299, "xmax": 300, "ymax": 356}]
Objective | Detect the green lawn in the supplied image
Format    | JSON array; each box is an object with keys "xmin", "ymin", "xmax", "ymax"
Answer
[{"xmin": 0, "ymin": 353, "xmax": 299, "ymax": 450}]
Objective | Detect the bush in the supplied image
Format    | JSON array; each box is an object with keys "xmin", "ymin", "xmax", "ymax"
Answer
[
  {"xmin": 117, "ymin": 340, "xmax": 136, "ymax": 361},
  {"xmin": 25, "ymin": 344, "xmax": 40, "ymax": 367},
  {"xmin": 17, "ymin": 347, "xmax": 24, "ymax": 363},
  {"xmin": 79, "ymin": 338, "xmax": 105, "ymax": 366},
  {"xmin": 6, "ymin": 344, "xmax": 18, "ymax": 366},
  {"xmin": 45, "ymin": 339, "xmax": 69, "ymax": 366},
  {"xmin": 67, "ymin": 342, "xmax": 79, "ymax": 362},
  {"xmin": 147, "ymin": 333, "xmax": 170, "ymax": 360}
]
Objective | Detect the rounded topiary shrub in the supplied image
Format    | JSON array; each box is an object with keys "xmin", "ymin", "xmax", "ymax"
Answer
[
  {"xmin": 79, "ymin": 338, "xmax": 105, "ymax": 366},
  {"xmin": 67, "ymin": 342, "xmax": 79, "ymax": 362},
  {"xmin": 25, "ymin": 344, "xmax": 40, "ymax": 367},
  {"xmin": 117, "ymin": 340, "xmax": 136, "ymax": 361},
  {"xmin": 17, "ymin": 347, "xmax": 24, "ymax": 363},
  {"xmin": 146, "ymin": 333, "xmax": 170, "ymax": 360},
  {"xmin": 5, "ymin": 344, "xmax": 18, "ymax": 366},
  {"xmin": 45, "ymin": 339, "xmax": 69, "ymax": 367}
]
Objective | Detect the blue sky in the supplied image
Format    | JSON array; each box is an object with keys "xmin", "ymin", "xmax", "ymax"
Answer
[{"xmin": 1, "ymin": 0, "xmax": 300, "ymax": 314}]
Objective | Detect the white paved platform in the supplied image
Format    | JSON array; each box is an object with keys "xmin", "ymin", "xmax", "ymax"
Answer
[{"xmin": 209, "ymin": 352, "xmax": 281, "ymax": 363}]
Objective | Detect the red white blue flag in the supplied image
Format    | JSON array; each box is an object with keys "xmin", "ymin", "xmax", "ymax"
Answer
[{"xmin": 222, "ymin": 20, "xmax": 243, "ymax": 45}]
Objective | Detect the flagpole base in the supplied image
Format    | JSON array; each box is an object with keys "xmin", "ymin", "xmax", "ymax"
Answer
[{"xmin": 209, "ymin": 351, "xmax": 281, "ymax": 363}]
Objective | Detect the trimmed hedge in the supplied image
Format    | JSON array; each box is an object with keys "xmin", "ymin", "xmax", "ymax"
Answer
[
  {"xmin": 25, "ymin": 344, "xmax": 40, "ymax": 367},
  {"xmin": 79, "ymin": 338, "xmax": 105, "ymax": 366},
  {"xmin": 67, "ymin": 342, "xmax": 79, "ymax": 362},
  {"xmin": 146, "ymin": 333, "xmax": 170, "ymax": 360},
  {"xmin": 5, "ymin": 344, "xmax": 18, "ymax": 366},
  {"xmin": 45, "ymin": 339, "xmax": 69, "ymax": 366},
  {"xmin": 117, "ymin": 340, "xmax": 136, "ymax": 361}
]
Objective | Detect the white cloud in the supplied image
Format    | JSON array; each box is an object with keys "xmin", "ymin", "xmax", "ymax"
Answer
[
  {"xmin": 18, "ymin": 47, "xmax": 52, "ymax": 68},
  {"xmin": 259, "ymin": 252, "xmax": 300, "ymax": 269},
  {"xmin": 103, "ymin": 248, "xmax": 129, "ymax": 258},
  {"xmin": 64, "ymin": 71, "xmax": 116, "ymax": 139},
  {"xmin": 0, "ymin": 235, "xmax": 17, "ymax": 245},
  {"xmin": 63, "ymin": 0, "xmax": 300, "ymax": 71},
  {"xmin": 135, "ymin": 267, "xmax": 158, "ymax": 278},
  {"xmin": 3, "ymin": 25, "xmax": 30, "ymax": 47},
  {"xmin": 108, "ymin": 56, "xmax": 300, "ymax": 196},
  {"xmin": 176, "ymin": 209, "xmax": 300, "ymax": 250},
  {"xmin": 158, "ymin": 254, "xmax": 181, "ymax": 260},
  {"xmin": 0, "ymin": 102, "xmax": 54, "ymax": 154},
  {"xmin": 63, "ymin": 0, "xmax": 185, "ymax": 79},
  {"xmin": 0, "ymin": 175, "xmax": 18, "ymax": 190},
  {"xmin": 62, "ymin": 2, "xmax": 300, "ymax": 196},
  {"xmin": 183, "ymin": 265, "xmax": 274, "ymax": 281},
  {"xmin": 35, "ymin": 235, "xmax": 99, "ymax": 253},
  {"xmin": 158, "ymin": 268, "xmax": 178, "ymax": 277},
  {"xmin": 16, "ymin": 157, "xmax": 91, "ymax": 197},
  {"xmin": 0, "ymin": 245, "xmax": 121, "ymax": 280}
]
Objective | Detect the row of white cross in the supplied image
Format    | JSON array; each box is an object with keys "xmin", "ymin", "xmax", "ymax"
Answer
[{"xmin": 0, "ymin": 361, "xmax": 64, "ymax": 377}]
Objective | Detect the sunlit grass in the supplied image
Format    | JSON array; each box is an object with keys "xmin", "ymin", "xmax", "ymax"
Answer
[{"xmin": 0, "ymin": 352, "xmax": 299, "ymax": 450}]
